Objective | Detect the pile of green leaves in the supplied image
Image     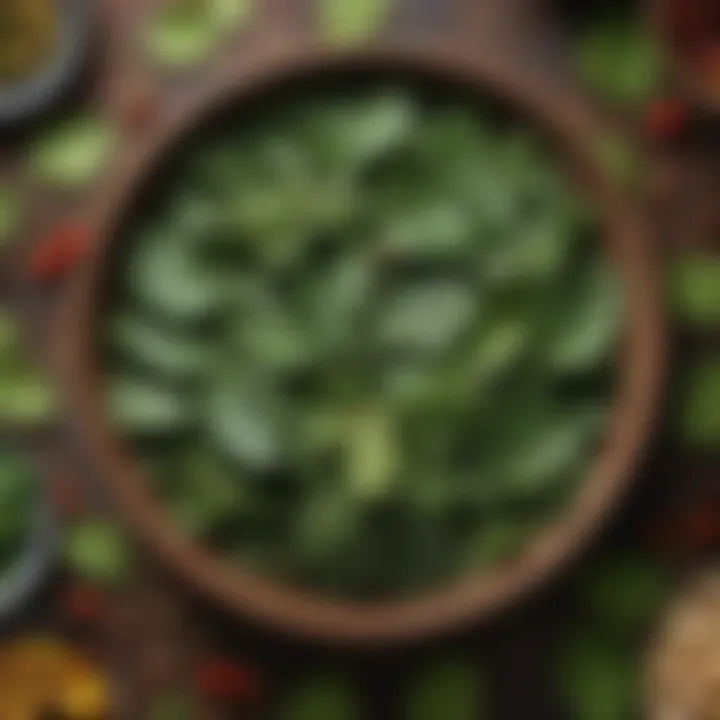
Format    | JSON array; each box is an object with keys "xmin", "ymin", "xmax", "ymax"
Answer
[
  {"xmin": 0, "ymin": 444, "xmax": 35, "ymax": 574},
  {"xmin": 105, "ymin": 86, "xmax": 622, "ymax": 599}
]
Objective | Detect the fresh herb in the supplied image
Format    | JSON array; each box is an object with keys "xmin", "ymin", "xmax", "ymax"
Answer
[
  {"xmin": 106, "ymin": 87, "xmax": 621, "ymax": 599},
  {"xmin": 0, "ymin": 444, "xmax": 35, "ymax": 574},
  {"xmin": 30, "ymin": 116, "xmax": 116, "ymax": 189}
]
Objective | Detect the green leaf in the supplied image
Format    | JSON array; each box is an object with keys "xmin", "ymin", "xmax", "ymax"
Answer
[
  {"xmin": 0, "ymin": 186, "xmax": 21, "ymax": 245},
  {"xmin": 579, "ymin": 555, "xmax": 670, "ymax": 633},
  {"xmin": 381, "ymin": 202, "xmax": 475, "ymax": 258},
  {"xmin": 147, "ymin": 0, "xmax": 218, "ymax": 67},
  {"xmin": 546, "ymin": 262, "xmax": 622, "ymax": 373},
  {"xmin": 497, "ymin": 412, "xmax": 597, "ymax": 495},
  {"xmin": 206, "ymin": 375, "xmax": 286, "ymax": 472},
  {"xmin": 108, "ymin": 376, "xmax": 193, "ymax": 435},
  {"xmin": 375, "ymin": 281, "xmax": 478, "ymax": 355},
  {"xmin": 30, "ymin": 116, "xmax": 116, "ymax": 188},
  {"xmin": 280, "ymin": 673, "xmax": 361, "ymax": 720},
  {"xmin": 110, "ymin": 314, "xmax": 211, "ymax": 378},
  {"xmin": 403, "ymin": 657, "xmax": 484, "ymax": 720},
  {"xmin": 343, "ymin": 408, "xmax": 400, "ymax": 500},
  {"xmin": 129, "ymin": 231, "xmax": 230, "ymax": 322},
  {"xmin": 577, "ymin": 21, "xmax": 664, "ymax": 104},
  {"xmin": 669, "ymin": 254, "xmax": 720, "ymax": 328},
  {"xmin": 557, "ymin": 632, "xmax": 638, "ymax": 720},
  {"xmin": 319, "ymin": 0, "xmax": 394, "ymax": 46},
  {"xmin": 680, "ymin": 360, "xmax": 720, "ymax": 448},
  {"xmin": 63, "ymin": 521, "xmax": 132, "ymax": 586},
  {"xmin": 0, "ymin": 372, "xmax": 57, "ymax": 428}
]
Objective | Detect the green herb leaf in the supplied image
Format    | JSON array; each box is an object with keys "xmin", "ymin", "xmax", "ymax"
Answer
[
  {"xmin": 149, "ymin": 692, "xmax": 194, "ymax": 720},
  {"xmin": 63, "ymin": 521, "xmax": 132, "ymax": 586},
  {"xmin": 206, "ymin": 376, "xmax": 286, "ymax": 472},
  {"xmin": 108, "ymin": 376, "xmax": 193, "ymax": 435},
  {"xmin": 147, "ymin": 0, "xmax": 218, "ymax": 67},
  {"xmin": 577, "ymin": 21, "xmax": 664, "ymax": 104},
  {"xmin": 593, "ymin": 132, "xmax": 640, "ymax": 191},
  {"xmin": 0, "ymin": 372, "xmax": 57, "ymax": 428},
  {"xmin": 280, "ymin": 673, "xmax": 361, "ymax": 720},
  {"xmin": 0, "ymin": 186, "xmax": 21, "ymax": 245},
  {"xmin": 579, "ymin": 555, "xmax": 670, "ymax": 633},
  {"xmin": 30, "ymin": 116, "xmax": 116, "ymax": 188},
  {"xmin": 110, "ymin": 314, "xmax": 211, "ymax": 379},
  {"xmin": 375, "ymin": 281, "xmax": 478, "ymax": 355},
  {"xmin": 546, "ymin": 263, "xmax": 622, "ymax": 373},
  {"xmin": 557, "ymin": 632, "xmax": 638, "ymax": 720},
  {"xmin": 211, "ymin": 0, "xmax": 253, "ymax": 30},
  {"xmin": 669, "ymin": 254, "xmax": 720, "ymax": 328},
  {"xmin": 319, "ymin": 0, "xmax": 393, "ymax": 46},
  {"xmin": 403, "ymin": 657, "xmax": 484, "ymax": 720},
  {"xmin": 680, "ymin": 359, "xmax": 720, "ymax": 448}
]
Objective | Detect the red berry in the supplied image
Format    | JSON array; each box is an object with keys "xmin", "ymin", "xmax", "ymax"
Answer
[
  {"xmin": 643, "ymin": 99, "xmax": 688, "ymax": 141},
  {"xmin": 29, "ymin": 223, "xmax": 90, "ymax": 284},
  {"xmin": 196, "ymin": 657, "xmax": 263, "ymax": 704}
]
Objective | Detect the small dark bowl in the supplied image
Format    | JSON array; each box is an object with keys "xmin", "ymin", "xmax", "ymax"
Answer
[
  {"xmin": 0, "ymin": 0, "xmax": 92, "ymax": 128},
  {"xmin": 61, "ymin": 45, "xmax": 667, "ymax": 646}
]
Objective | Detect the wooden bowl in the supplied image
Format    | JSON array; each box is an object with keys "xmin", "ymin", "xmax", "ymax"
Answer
[{"xmin": 60, "ymin": 45, "xmax": 667, "ymax": 645}]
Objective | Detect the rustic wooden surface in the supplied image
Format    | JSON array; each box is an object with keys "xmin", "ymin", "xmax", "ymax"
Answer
[{"xmin": 0, "ymin": 0, "xmax": 714, "ymax": 718}]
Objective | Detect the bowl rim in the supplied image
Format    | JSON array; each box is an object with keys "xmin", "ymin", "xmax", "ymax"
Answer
[{"xmin": 59, "ymin": 44, "xmax": 667, "ymax": 645}]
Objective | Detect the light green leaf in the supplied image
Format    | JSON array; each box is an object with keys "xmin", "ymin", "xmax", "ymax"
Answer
[
  {"xmin": 147, "ymin": 0, "xmax": 218, "ymax": 67},
  {"xmin": 403, "ymin": 657, "xmax": 484, "ymax": 720},
  {"xmin": 546, "ymin": 263, "xmax": 622, "ymax": 373},
  {"xmin": 129, "ymin": 231, "xmax": 230, "ymax": 322},
  {"xmin": 111, "ymin": 314, "xmax": 211, "ymax": 378},
  {"xmin": 462, "ymin": 520, "xmax": 532, "ymax": 572},
  {"xmin": 206, "ymin": 375, "xmax": 286, "ymax": 471},
  {"xmin": 382, "ymin": 202, "xmax": 475, "ymax": 258},
  {"xmin": 319, "ymin": 0, "xmax": 393, "ymax": 46},
  {"xmin": 108, "ymin": 376, "xmax": 193, "ymax": 435},
  {"xmin": 0, "ymin": 373, "xmax": 57, "ymax": 428},
  {"xmin": 30, "ymin": 116, "xmax": 116, "ymax": 188},
  {"xmin": 680, "ymin": 360, "xmax": 720, "ymax": 448},
  {"xmin": 343, "ymin": 408, "xmax": 400, "ymax": 500},
  {"xmin": 376, "ymin": 281, "xmax": 478, "ymax": 355},
  {"xmin": 669, "ymin": 254, "xmax": 720, "ymax": 328},
  {"xmin": 0, "ymin": 186, "xmax": 21, "ymax": 245},
  {"xmin": 63, "ymin": 521, "xmax": 132, "ymax": 587},
  {"xmin": 579, "ymin": 555, "xmax": 670, "ymax": 632},
  {"xmin": 280, "ymin": 673, "xmax": 361, "ymax": 720},
  {"xmin": 577, "ymin": 21, "xmax": 664, "ymax": 104},
  {"xmin": 557, "ymin": 633, "xmax": 638, "ymax": 720}
]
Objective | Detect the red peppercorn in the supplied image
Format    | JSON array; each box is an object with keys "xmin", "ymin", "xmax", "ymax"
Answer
[
  {"xmin": 29, "ymin": 222, "xmax": 89, "ymax": 284},
  {"xmin": 195, "ymin": 657, "xmax": 263, "ymax": 704},
  {"xmin": 643, "ymin": 98, "xmax": 688, "ymax": 142},
  {"xmin": 61, "ymin": 584, "xmax": 111, "ymax": 626}
]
